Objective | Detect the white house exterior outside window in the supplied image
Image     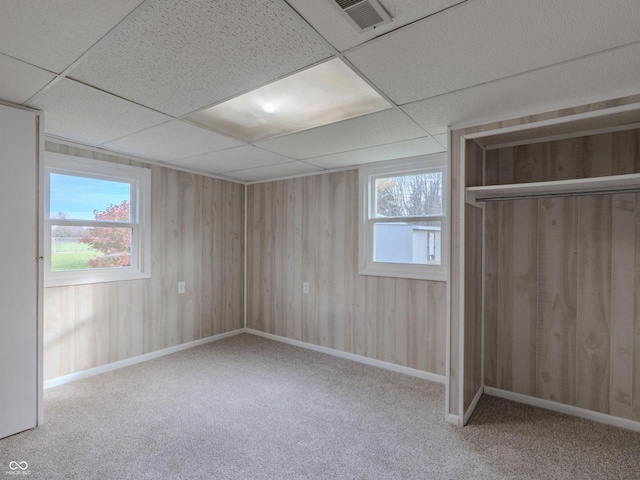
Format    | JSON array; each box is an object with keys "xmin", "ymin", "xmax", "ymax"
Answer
[{"xmin": 359, "ymin": 153, "xmax": 447, "ymax": 281}]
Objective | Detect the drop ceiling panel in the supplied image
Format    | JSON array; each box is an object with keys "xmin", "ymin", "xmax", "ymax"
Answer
[
  {"xmin": 0, "ymin": 55, "xmax": 55, "ymax": 105},
  {"xmin": 346, "ymin": 0, "xmax": 640, "ymax": 105},
  {"xmin": 433, "ymin": 133, "xmax": 448, "ymax": 149},
  {"xmin": 26, "ymin": 79, "xmax": 171, "ymax": 146},
  {"xmin": 255, "ymin": 108, "xmax": 427, "ymax": 159},
  {"xmin": 401, "ymin": 43, "xmax": 640, "ymax": 135},
  {"xmin": 225, "ymin": 161, "xmax": 322, "ymax": 182},
  {"xmin": 0, "ymin": 0, "xmax": 143, "ymax": 73},
  {"xmin": 170, "ymin": 146, "xmax": 293, "ymax": 174},
  {"xmin": 101, "ymin": 120, "xmax": 243, "ymax": 162},
  {"xmin": 69, "ymin": 0, "xmax": 333, "ymax": 117},
  {"xmin": 285, "ymin": 0, "xmax": 461, "ymax": 51},
  {"xmin": 305, "ymin": 136, "xmax": 444, "ymax": 169}
]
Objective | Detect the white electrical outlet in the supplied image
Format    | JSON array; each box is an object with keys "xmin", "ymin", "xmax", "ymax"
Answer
[
  {"xmin": 178, "ymin": 281, "xmax": 186, "ymax": 294},
  {"xmin": 303, "ymin": 282, "xmax": 309, "ymax": 294}
]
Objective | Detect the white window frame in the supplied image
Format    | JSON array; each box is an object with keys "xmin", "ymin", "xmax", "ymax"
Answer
[
  {"xmin": 359, "ymin": 153, "xmax": 447, "ymax": 281},
  {"xmin": 44, "ymin": 152, "xmax": 151, "ymax": 287}
]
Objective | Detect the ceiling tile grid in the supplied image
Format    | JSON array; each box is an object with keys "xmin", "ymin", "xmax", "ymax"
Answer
[
  {"xmin": 68, "ymin": 0, "xmax": 334, "ymax": 117},
  {"xmin": 284, "ymin": 0, "xmax": 462, "ymax": 52},
  {"xmin": 305, "ymin": 136, "xmax": 445, "ymax": 169},
  {"xmin": 0, "ymin": 0, "xmax": 144, "ymax": 73},
  {"xmin": 401, "ymin": 42, "xmax": 640, "ymax": 134},
  {"xmin": 101, "ymin": 120, "xmax": 243, "ymax": 162},
  {"xmin": 345, "ymin": 0, "xmax": 640, "ymax": 105},
  {"xmin": 255, "ymin": 108, "xmax": 428, "ymax": 159},
  {"xmin": 26, "ymin": 78, "xmax": 171, "ymax": 146},
  {"xmin": 170, "ymin": 145, "xmax": 294, "ymax": 174},
  {"xmin": 0, "ymin": 54, "xmax": 56, "ymax": 105},
  {"xmin": 1, "ymin": 0, "xmax": 640, "ymax": 182},
  {"xmin": 433, "ymin": 133, "xmax": 448, "ymax": 149},
  {"xmin": 224, "ymin": 160, "xmax": 322, "ymax": 182}
]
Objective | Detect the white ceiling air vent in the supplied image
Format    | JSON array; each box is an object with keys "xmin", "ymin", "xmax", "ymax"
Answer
[{"xmin": 331, "ymin": 0, "xmax": 392, "ymax": 32}]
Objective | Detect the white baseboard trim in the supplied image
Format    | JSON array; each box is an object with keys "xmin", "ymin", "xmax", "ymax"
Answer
[
  {"xmin": 244, "ymin": 328, "xmax": 446, "ymax": 384},
  {"xmin": 44, "ymin": 329, "xmax": 245, "ymax": 389},
  {"xmin": 484, "ymin": 386, "xmax": 640, "ymax": 434},
  {"xmin": 446, "ymin": 414, "xmax": 460, "ymax": 426},
  {"xmin": 463, "ymin": 386, "xmax": 483, "ymax": 425}
]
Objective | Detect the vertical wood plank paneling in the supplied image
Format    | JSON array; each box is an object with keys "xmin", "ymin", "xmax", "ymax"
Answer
[
  {"xmin": 510, "ymin": 199, "xmax": 538, "ymax": 396},
  {"xmin": 576, "ymin": 195, "xmax": 612, "ymax": 414},
  {"xmin": 583, "ymin": 134, "xmax": 613, "ymax": 178},
  {"xmin": 430, "ymin": 280, "xmax": 447, "ymax": 375},
  {"xmin": 497, "ymin": 201, "xmax": 514, "ymax": 390},
  {"xmin": 43, "ymin": 142, "xmax": 244, "ymax": 380},
  {"xmin": 246, "ymin": 183, "xmax": 263, "ymax": 332},
  {"xmin": 463, "ymin": 140, "xmax": 483, "ymax": 412},
  {"xmin": 407, "ymin": 280, "xmax": 427, "ymax": 371},
  {"xmin": 180, "ymin": 173, "xmax": 197, "ymax": 344},
  {"xmin": 457, "ymin": 98, "xmax": 640, "ymax": 424},
  {"xmin": 537, "ymin": 197, "xmax": 578, "ymax": 405},
  {"xmin": 611, "ymin": 130, "xmax": 637, "ymax": 174},
  {"xmin": 200, "ymin": 176, "xmax": 216, "ymax": 338},
  {"xmin": 482, "ymin": 128, "xmax": 640, "ymax": 422},
  {"xmin": 394, "ymin": 278, "xmax": 409, "ymax": 368},
  {"xmin": 464, "ymin": 203, "xmax": 483, "ymax": 410},
  {"xmin": 483, "ymin": 201, "xmax": 498, "ymax": 387},
  {"xmin": 490, "ymin": 199, "xmax": 538, "ymax": 395},
  {"xmin": 610, "ymin": 193, "xmax": 635, "ymax": 418},
  {"xmin": 246, "ymin": 170, "xmax": 447, "ymax": 377},
  {"xmin": 484, "ymin": 149, "xmax": 499, "ymax": 186}
]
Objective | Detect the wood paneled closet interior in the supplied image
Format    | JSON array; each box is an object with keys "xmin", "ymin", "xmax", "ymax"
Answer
[{"xmin": 449, "ymin": 99, "xmax": 640, "ymax": 428}]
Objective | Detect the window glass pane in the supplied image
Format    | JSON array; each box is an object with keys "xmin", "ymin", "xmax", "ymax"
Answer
[
  {"xmin": 375, "ymin": 172, "xmax": 442, "ymax": 217},
  {"xmin": 49, "ymin": 173, "xmax": 131, "ymax": 221},
  {"xmin": 51, "ymin": 225, "xmax": 132, "ymax": 271},
  {"xmin": 374, "ymin": 221, "xmax": 441, "ymax": 265}
]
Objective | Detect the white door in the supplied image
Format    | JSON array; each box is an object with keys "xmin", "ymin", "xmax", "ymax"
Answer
[{"xmin": 0, "ymin": 104, "xmax": 39, "ymax": 439}]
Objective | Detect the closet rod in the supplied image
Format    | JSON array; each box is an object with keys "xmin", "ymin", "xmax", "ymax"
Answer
[{"xmin": 476, "ymin": 187, "xmax": 640, "ymax": 202}]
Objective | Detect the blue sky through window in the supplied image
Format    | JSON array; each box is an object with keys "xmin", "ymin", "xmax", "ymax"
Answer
[{"xmin": 50, "ymin": 173, "xmax": 131, "ymax": 220}]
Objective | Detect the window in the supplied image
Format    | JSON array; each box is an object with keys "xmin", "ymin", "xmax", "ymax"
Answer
[
  {"xmin": 359, "ymin": 154, "xmax": 447, "ymax": 281},
  {"xmin": 45, "ymin": 152, "xmax": 151, "ymax": 287}
]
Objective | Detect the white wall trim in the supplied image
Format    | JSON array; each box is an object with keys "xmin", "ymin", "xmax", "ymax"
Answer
[
  {"xmin": 36, "ymin": 111, "xmax": 45, "ymax": 425},
  {"xmin": 446, "ymin": 414, "xmax": 460, "ymax": 426},
  {"xmin": 463, "ymin": 386, "xmax": 483, "ymax": 425},
  {"xmin": 43, "ymin": 329, "xmax": 245, "ymax": 389},
  {"xmin": 243, "ymin": 184, "xmax": 248, "ymax": 329},
  {"xmin": 245, "ymin": 328, "xmax": 446, "ymax": 384},
  {"xmin": 444, "ymin": 128, "xmax": 452, "ymax": 423},
  {"xmin": 484, "ymin": 387, "xmax": 640, "ymax": 434},
  {"xmin": 457, "ymin": 135, "xmax": 466, "ymax": 422}
]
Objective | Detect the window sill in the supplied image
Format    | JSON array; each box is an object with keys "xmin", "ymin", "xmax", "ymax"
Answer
[
  {"xmin": 359, "ymin": 263, "xmax": 447, "ymax": 282},
  {"xmin": 44, "ymin": 270, "xmax": 150, "ymax": 288}
]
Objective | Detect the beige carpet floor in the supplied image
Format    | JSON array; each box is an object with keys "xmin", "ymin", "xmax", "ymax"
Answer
[{"xmin": 1, "ymin": 333, "xmax": 639, "ymax": 479}]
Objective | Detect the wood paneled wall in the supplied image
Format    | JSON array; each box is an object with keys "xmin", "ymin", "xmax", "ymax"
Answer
[
  {"xmin": 483, "ymin": 129, "xmax": 640, "ymax": 421},
  {"xmin": 246, "ymin": 170, "xmax": 446, "ymax": 375},
  {"xmin": 449, "ymin": 94, "xmax": 640, "ymax": 423},
  {"xmin": 43, "ymin": 142, "xmax": 244, "ymax": 380},
  {"xmin": 463, "ymin": 140, "xmax": 483, "ymax": 412}
]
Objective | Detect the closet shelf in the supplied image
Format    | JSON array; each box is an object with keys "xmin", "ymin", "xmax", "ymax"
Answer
[{"xmin": 466, "ymin": 173, "xmax": 640, "ymax": 203}]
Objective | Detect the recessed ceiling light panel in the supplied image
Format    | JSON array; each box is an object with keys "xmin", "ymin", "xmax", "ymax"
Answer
[{"xmin": 185, "ymin": 58, "xmax": 392, "ymax": 143}]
